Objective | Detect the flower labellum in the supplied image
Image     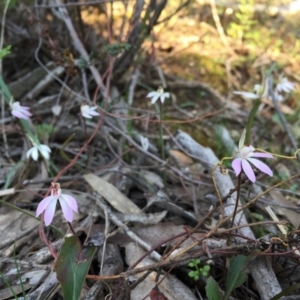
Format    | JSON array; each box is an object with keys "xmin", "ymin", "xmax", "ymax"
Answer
[
  {"xmin": 146, "ymin": 87, "xmax": 170, "ymax": 104},
  {"xmin": 11, "ymin": 101, "xmax": 32, "ymax": 120},
  {"xmin": 36, "ymin": 182, "xmax": 78, "ymax": 226}
]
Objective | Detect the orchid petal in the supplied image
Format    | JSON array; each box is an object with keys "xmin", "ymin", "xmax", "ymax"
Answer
[
  {"xmin": 251, "ymin": 152, "xmax": 273, "ymax": 158},
  {"xmin": 36, "ymin": 195, "xmax": 56, "ymax": 217},
  {"xmin": 81, "ymin": 105, "xmax": 100, "ymax": 119},
  {"xmin": 233, "ymin": 91, "xmax": 259, "ymax": 99},
  {"xmin": 160, "ymin": 92, "xmax": 170, "ymax": 103},
  {"xmin": 241, "ymin": 159, "xmax": 256, "ymax": 182},
  {"xmin": 276, "ymin": 77, "xmax": 295, "ymax": 93},
  {"xmin": 12, "ymin": 110, "xmax": 30, "ymax": 120},
  {"xmin": 60, "ymin": 194, "xmax": 78, "ymax": 212},
  {"xmin": 31, "ymin": 147, "xmax": 39, "ymax": 161},
  {"xmin": 26, "ymin": 148, "xmax": 34, "ymax": 159},
  {"xmin": 247, "ymin": 158, "xmax": 273, "ymax": 177},
  {"xmin": 82, "ymin": 113, "xmax": 92, "ymax": 119},
  {"xmin": 39, "ymin": 145, "xmax": 51, "ymax": 160},
  {"xmin": 232, "ymin": 158, "xmax": 242, "ymax": 176},
  {"xmin": 88, "ymin": 110, "xmax": 100, "ymax": 116},
  {"xmin": 150, "ymin": 94, "xmax": 160, "ymax": 104},
  {"xmin": 140, "ymin": 136, "xmax": 149, "ymax": 151},
  {"xmin": 59, "ymin": 198, "xmax": 75, "ymax": 223},
  {"xmin": 44, "ymin": 198, "xmax": 58, "ymax": 226},
  {"xmin": 146, "ymin": 91, "xmax": 158, "ymax": 98}
]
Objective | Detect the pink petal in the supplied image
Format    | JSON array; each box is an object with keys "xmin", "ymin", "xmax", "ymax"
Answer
[
  {"xmin": 36, "ymin": 196, "xmax": 55, "ymax": 217},
  {"xmin": 251, "ymin": 152, "xmax": 273, "ymax": 158},
  {"xmin": 59, "ymin": 200, "xmax": 73, "ymax": 222},
  {"xmin": 12, "ymin": 110, "xmax": 30, "ymax": 120},
  {"xmin": 60, "ymin": 194, "xmax": 78, "ymax": 212},
  {"xmin": 20, "ymin": 108, "xmax": 32, "ymax": 116},
  {"xmin": 241, "ymin": 159, "xmax": 256, "ymax": 182},
  {"xmin": 59, "ymin": 194, "xmax": 78, "ymax": 222},
  {"xmin": 232, "ymin": 158, "xmax": 242, "ymax": 176},
  {"xmin": 44, "ymin": 198, "xmax": 58, "ymax": 226},
  {"xmin": 247, "ymin": 158, "xmax": 273, "ymax": 177}
]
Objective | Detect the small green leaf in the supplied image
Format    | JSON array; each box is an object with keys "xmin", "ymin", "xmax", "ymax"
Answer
[
  {"xmin": 188, "ymin": 270, "xmax": 195, "ymax": 277},
  {"xmin": 55, "ymin": 235, "xmax": 96, "ymax": 300},
  {"xmin": 201, "ymin": 265, "xmax": 210, "ymax": 277},
  {"xmin": 225, "ymin": 255, "xmax": 250, "ymax": 299},
  {"xmin": 203, "ymin": 265, "xmax": 210, "ymax": 271},
  {"xmin": 0, "ymin": 45, "xmax": 11, "ymax": 59},
  {"xmin": 251, "ymin": 212, "xmax": 264, "ymax": 221},
  {"xmin": 206, "ymin": 276, "xmax": 223, "ymax": 300},
  {"xmin": 202, "ymin": 271, "xmax": 208, "ymax": 277}
]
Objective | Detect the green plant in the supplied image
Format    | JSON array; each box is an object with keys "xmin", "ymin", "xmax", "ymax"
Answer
[
  {"xmin": 0, "ymin": 44, "xmax": 11, "ymax": 59},
  {"xmin": 205, "ymin": 255, "xmax": 250, "ymax": 300},
  {"xmin": 227, "ymin": 0, "xmax": 256, "ymax": 42},
  {"xmin": 188, "ymin": 258, "xmax": 210, "ymax": 280},
  {"xmin": 103, "ymin": 43, "xmax": 131, "ymax": 57}
]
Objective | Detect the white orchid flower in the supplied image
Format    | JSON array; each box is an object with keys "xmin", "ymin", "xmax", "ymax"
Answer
[{"xmin": 146, "ymin": 87, "xmax": 170, "ymax": 104}]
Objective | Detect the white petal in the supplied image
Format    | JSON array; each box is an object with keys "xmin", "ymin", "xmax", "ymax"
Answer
[
  {"xmin": 39, "ymin": 145, "xmax": 51, "ymax": 160},
  {"xmin": 147, "ymin": 91, "xmax": 159, "ymax": 98},
  {"xmin": 150, "ymin": 94, "xmax": 160, "ymax": 104},
  {"xmin": 140, "ymin": 136, "xmax": 149, "ymax": 151},
  {"xmin": 26, "ymin": 147, "xmax": 34, "ymax": 159},
  {"xmin": 234, "ymin": 91, "xmax": 259, "ymax": 99},
  {"xmin": 52, "ymin": 104, "xmax": 62, "ymax": 116}
]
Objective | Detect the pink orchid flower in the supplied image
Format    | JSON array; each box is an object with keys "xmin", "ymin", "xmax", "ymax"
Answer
[
  {"xmin": 36, "ymin": 182, "xmax": 78, "ymax": 226},
  {"xmin": 232, "ymin": 130, "xmax": 273, "ymax": 183},
  {"xmin": 11, "ymin": 101, "xmax": 32, "ymax": 120}
]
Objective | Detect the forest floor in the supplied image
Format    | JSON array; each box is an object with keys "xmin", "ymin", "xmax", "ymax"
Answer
[{"xmin": 1, "ymin": 1, "xmax": 300, "ymax": 299}]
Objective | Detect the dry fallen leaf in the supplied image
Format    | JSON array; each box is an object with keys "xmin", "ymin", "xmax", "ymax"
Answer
[
  {"xmin": 150, "ymin": 286, "xmax": 169, "ymax": 300},
  {"xmin": 84, "ymin": 173, "xmax": 141, "ymax": 214}
]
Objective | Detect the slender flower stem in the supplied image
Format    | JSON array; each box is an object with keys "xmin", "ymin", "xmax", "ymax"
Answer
[
  {"xmin": 231, "ymin": 173, "xmax": 242, "ymax": 229},
  {"xmin": 68, "ymin": 222, "xmax": 76, "ymax": 236},
  {"xmin": 82, "ymin": 117, "xmax": 90, "ymax": 166},
  {"xmin": 39, "ymin": 222, "xmax": 58, "ymax": 260},
  {"xmin": 227, "ymin": 173, "xmax": 242, "ymax": 244},
  {"xmin": 158, "ymin": 100, "xmax": 167, "ymax": 189},
  {"xmin": 159, "ymin": 100, "xmax": 165, "ymax": 161}
]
